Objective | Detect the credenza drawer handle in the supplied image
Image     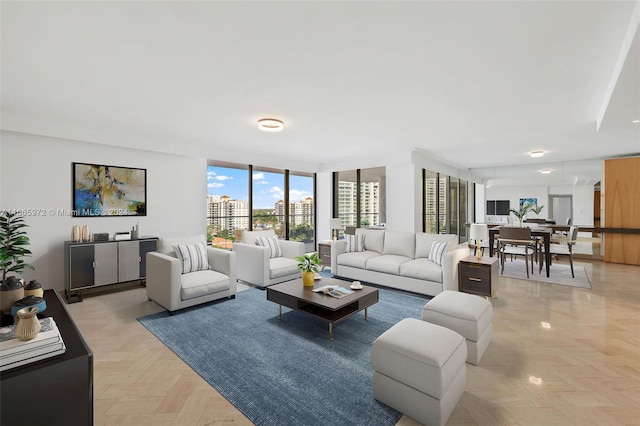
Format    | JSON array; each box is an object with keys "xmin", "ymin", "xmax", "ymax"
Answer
[{"xmin": 469, "ymin": 277, "xmax": 482, "ymax": 282}]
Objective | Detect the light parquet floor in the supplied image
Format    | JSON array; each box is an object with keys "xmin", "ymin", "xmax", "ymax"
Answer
[{"xmin": 65, "ymin": 259, "xmax": 640, "ymax": 425}]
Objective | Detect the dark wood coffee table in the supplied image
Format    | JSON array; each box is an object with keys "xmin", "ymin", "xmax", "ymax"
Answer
[{"xmin": 266, "ymin": 277, "xmax": 379, "ymax": 340}]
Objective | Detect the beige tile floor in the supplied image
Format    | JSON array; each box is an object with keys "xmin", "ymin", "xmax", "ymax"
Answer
[{"xmin": 65, "ymin": 258, "xmax": 640, "ymax": 425}]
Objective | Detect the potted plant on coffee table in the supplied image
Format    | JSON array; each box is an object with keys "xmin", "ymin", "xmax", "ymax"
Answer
[{"xmin": 296, "ymin": 252, "xmax": 322, "ymax": 287}]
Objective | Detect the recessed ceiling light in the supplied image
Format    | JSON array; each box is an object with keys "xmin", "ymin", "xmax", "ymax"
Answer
[
  {"xmin": 530, "ymin": 151, "xmax": 544, "ymax": 158},
  {"xmin": 257, "ymin": 118, "xmax": 284, "ymax": 132},
  {"xmin": 632, "ymin": 119, "xmax": 640, "ymax": 124},
  {"xmin": 540, "ymin": 169, "xmax": 552, "ymax": 174}
]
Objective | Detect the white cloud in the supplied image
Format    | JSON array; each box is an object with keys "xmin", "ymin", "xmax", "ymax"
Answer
[
  {"xmin": 207, "ymin": 171, "xmax": 217, "ymax": 180},
  {"xmin": 290, "ymin": 189, "xmax": 312, "ymax": 202},
  {"xmin": 252, "ymin": 172, "xmax": 265, "ymax": 180},
  {"xmin": 270, "ymin": 186, "xmax": 284, "ymax": 199},
  {"xmin": 215, "ymin": 175, "xmax": 232, "ymax": 181},
  {"xmin": 208, "ymin": 182, "xmax": 224, "ymax": 188}
]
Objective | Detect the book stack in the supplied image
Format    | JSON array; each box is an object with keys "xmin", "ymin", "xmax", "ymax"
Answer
[{"xmin": 0, "ymin": 317, "xmax": 66, "ymax": 372}]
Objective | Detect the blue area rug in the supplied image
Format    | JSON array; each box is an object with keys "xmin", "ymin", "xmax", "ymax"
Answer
[{"xmin": 138, "ymin": 284, "xmax": 430, "ymax": 426}]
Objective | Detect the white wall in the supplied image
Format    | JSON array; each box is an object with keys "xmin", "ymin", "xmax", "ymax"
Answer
[
  {"xmin": 485, "ymin": 184, "xmax": 595, "ymax": 226},
  {"xmin": 0, "ymin": 131, "xmax": 206, "ymax": 291}
]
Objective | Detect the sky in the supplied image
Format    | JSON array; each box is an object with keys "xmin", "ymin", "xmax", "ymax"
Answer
[{"xmin": 207, "ymin": 166, "xmax": 313, "ymax": 209}]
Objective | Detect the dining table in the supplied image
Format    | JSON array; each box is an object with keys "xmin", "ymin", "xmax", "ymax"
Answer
[{"xmin": 489, "ymin": 226, "xmax": 552, "ymax": 277}]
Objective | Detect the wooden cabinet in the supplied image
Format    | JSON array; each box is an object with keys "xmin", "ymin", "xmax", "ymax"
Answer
[
  {"xmin": 318, "ymin": 243, "xmax": 331, "ymax": 267},
  {"xmin": 1, "ymin": 290, "xmax": 93, "ymax": 425},
  {"xmin": 458, "ymin": 256, "xmax": 498, "ymax": 298},
  {"xmin": 65, "ymin": 237, "xmax": 157, "ymax": 302}
]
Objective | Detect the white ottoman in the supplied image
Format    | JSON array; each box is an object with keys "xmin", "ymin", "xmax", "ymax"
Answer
[
  {"xmin": 371, "ymin": 318, "xmax": 466, "ymax": 426},
  {"xmin": 422, "ymin": 290, "xmax": 493, "ymax": 365}
]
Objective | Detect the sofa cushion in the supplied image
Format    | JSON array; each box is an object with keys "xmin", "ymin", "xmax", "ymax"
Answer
[
  {"xmin": 256, "ymin": 235, "xmax": 283, "ymax": 258},
  {"xmin": 337, "ymin": 251, "xmax": 381, "ymax": 269},
  {"xmin": 366, "ymin": 255, "xmax": 412, "ymax": 275},
  {"xmin": 383, "ymin": 231, "xmax": 416, "ymax": 258},
  {"xmin": 173, "ymin": 242, "xmax": 210, "ymax": 273},
  {"xmin": 181, "ymin": 270, "xmax": 229, "ymax": 301},
  {"xmin": 158, "ymin": 235, "xmax": 206, "ymax": 256},
  {"xmin": 400, "ymin": 258, "xmax": 443, "ymax": 283},
  {"xmin": 428, "ymin": 241, "xmax": 450, "ymax": 266},
  {"xmin": 269, "ymin": 257, "xmax": 299, "ymax": 279},
  {"xmin": 345, "ymin": 234, "xmax": 364, "ymax": 253},
  {"xmin": 415, "ymin": 233, "xmax": 457, "ymax": 259},
  {"xmin": 356, "ymin": 228, "xmax": 385, "ymax": 253}
]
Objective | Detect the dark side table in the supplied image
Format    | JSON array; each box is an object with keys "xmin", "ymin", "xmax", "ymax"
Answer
[
  {"xmin": 1, "ymin": 289, "xmax": 93, "ymax": 425},
  {"xmin": 458, "ymin": 255, "xmax": 498, "ymax": 298}
]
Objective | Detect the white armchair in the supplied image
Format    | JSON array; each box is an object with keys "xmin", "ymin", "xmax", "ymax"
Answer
[
  {"xmin": 233, "ymin": 230, "xmax": 305, "ymax": 288},
  {"xmin": 146, "ymin": 235, "xmax": 237, "ymax": 312}
]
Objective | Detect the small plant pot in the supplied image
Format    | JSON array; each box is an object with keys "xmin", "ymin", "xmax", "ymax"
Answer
[{"xmin": 302, "ymin": 271, "xmax": 315, "ymax": 287}]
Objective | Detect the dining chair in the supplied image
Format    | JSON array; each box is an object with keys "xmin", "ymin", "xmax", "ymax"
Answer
[
  {"xmin": 497, "ymin": 226, "xmax": 537, "ymax": 278},
  {"xmin": 539, "ymin": 226, "xmax": 579, "ymax": 277}
]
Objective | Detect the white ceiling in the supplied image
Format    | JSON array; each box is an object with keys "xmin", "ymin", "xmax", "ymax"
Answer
[{"xmin": 2, "ymin": 1, "xmax": 639, "ymax": 187}]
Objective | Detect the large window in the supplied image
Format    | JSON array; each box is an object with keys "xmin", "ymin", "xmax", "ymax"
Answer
[
  {"xmin": 207, "ymin": 165, "xmax": 249, "ymax": 249},
  {"xmin": 423, "ymin": 170, "xmax": 469, "ymax": 242},
  {"xmin": 334, "ymin": 167, "xmax": 385, "ymax": 234},
  {"xmin": 207, "ymin": 163, "xmax": 316, "ymax": 251}
]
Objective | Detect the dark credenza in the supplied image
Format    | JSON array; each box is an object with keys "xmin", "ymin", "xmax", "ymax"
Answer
[{"xmin": 1, "ymin": 289, "xmax": 93, "ymax": 426}]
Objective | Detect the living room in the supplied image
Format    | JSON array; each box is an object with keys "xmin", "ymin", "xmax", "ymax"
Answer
[{"xmin": 2, "ymin": 1, "xmax": 639, "ymax": 425}]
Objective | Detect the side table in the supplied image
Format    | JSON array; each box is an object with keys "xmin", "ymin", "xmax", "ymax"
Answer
[
  {"xmin": 318, "ymin": 242, "xmax": 331, "ymax": 268},
  {"xmin": 458, "ymin": 255, "xmax": 498, "ymax": 298}
]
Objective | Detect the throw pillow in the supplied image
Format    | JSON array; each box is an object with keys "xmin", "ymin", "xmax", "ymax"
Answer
[
  {"xmin": 345, "ymin": 234, "xmax": 364, "ymax": 253},
  {"xmin": 173, "ymin": 242, "xmax": 210, "ymax": 273},
  {"xmin": 428, "ymin": 240, "xmax": 450, "ymax": 266},
  {"xmin": 256, "ymin": 236, "xmax": 283, "ymax": 258}
]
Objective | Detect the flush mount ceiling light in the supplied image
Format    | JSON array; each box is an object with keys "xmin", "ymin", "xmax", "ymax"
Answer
[
  {"xmin": 530, "ymin": 150, "xmax": 544, "ymax": 158},
  {"xmin": 632, "ymin": 119, "xmax": 640, "ymax": 124},
  {"xmin": 257, "ymin": 118, "xmax": 284, "ymax": 132},
  {"xmin": 540, "ymin": 169, "xmax": 552, "ymax": 174}
]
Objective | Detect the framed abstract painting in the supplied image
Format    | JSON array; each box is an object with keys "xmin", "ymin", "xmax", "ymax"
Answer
[{"xmin": 72, "ymin": 162, "xmax": 147, "ymax": 217}]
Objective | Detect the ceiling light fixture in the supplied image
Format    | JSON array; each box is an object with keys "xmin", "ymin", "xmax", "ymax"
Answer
[
  {"xmin": 257, "ymin": 118, "xmax": 284, "ymax": 132},
  {"xmin": 530, "ymin": 151, "xmax": 544, "ymax": 158},
  {"xmin": 540, "ymin": 169, "xmax": 552, "ymax": 174},
  {"xmin": 632, "ymin": 119, "xmax": 640, "ymax": 124}
]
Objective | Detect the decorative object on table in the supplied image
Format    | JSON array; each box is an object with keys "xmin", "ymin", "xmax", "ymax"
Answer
[
  {"xmin": 132, "ymin": 223, "xmax": 140, "ymax": 239},
  {"xmin": 92, "ymin": 232, "xmax": 109, "ymax": 242},
  {"xmin": 295, "ymin": 252, "xmax": 323, "ymax": 287},
  {"xmin": 509, "ymin": 202, "xmax": 533, "ymax": 227},
  {"xmin": 23, "ymin": 280, "xmax": 43, "ymax": 298},
  {"xmin": 0, "ymin": 315, "xmax": 66, "ymax": 372},
  {"xmin": 350, "ymin": 280, "xmax": 363, "ymax": 290},
  {"xmin": 0, "ymin": 277, "xmax": 24, "ymax": 316},
  {"xmin": 72, "ymin": 162, "xmax": 147, "ymax": 217},
  {"xmin": 13, "ymin": 306, "xmax": 40, "ymax": 341},
  {"xmin": 469, "ymin": 223, "xmax": 489, "ymax": 260},
  {"xmin": 71, "ymin": 225, "xmax": 81, "ymax": 242},
  {"xmin": 10, "ymin": 295, "xmax": 46, "ymax": 317},
  {"xmin": 329, "ymin": 218, "xmax": 342, "ymax": 241},
  {"xmin": 114, "ymin": 231, "xmax": 131, "ymax": 241},
  {"xmin": 81, "ymin": 225, "xmax": 91, "ymax": 242}
]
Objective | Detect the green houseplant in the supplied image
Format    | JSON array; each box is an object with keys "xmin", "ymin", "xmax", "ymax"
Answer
[
  {"xmin": 531, "ymin": 204, "xmax": 545, "ymax": 218},
  {"xmin": 296, "ymin": 252, "xmax": 322, "ymax": 287},
  {"xmin": 509, "ymin": 203, "xmax": 533, "ymax": 227},
  {"xmin": 0, "ymin": 211, "xmax": 35, "ymax": 314},
  {"xmin": 0, "ymin": 211, "xmax": 34, "ymax": 283}
]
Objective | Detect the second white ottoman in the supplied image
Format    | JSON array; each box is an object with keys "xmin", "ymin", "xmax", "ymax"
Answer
[
  {"xmin": 422, "ymin": 290, "xmax": 493, "ymax": 365},
  {"xmin": 371, "ymin": 318, "xmax": 467, "ymax": 426}
]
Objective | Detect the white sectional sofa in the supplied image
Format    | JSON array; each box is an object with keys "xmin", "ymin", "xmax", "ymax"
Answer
[{"xmin": 331, "ymin": 228, "xmax": 469, "ymax": 296}]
